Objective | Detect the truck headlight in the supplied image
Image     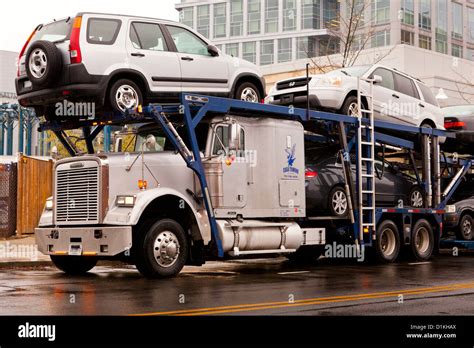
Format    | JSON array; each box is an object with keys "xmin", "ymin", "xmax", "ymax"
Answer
[
  {"xmin": 445, "ymin": 205, "xmax": 456, "ymax": 214},
  {"xmin": 45, "ymin": 197, "xmax": 53, "ymax": 211},
  {"xmin": 116, "ymin": 195, "xmax": 136, "ymax": 207}
]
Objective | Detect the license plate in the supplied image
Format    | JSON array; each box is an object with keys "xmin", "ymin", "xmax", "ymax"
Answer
[
  {"xmin": 281, "ymin": 94, "xmax": 294, "ymax": 103},
  {"xmin": 24, "ymin": 80, "xmax": 32, "ymax": 89},
  {"xmin": 68, "ymin": 244, "xmax": 83, "ymax": 256}
]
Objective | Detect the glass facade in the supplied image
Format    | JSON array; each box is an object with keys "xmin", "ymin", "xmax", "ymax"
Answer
[
  {"xmin": 323, "ymin": 0, "xmax": 339, "ymax": 29},
  {"xmin": 278, "ymin": 38, "xmax": 292, "ymax": 62},
  {"xmin": 419, "ymin": 0, "xmax": 431, "ymax": 31},
  {"xmin": 265, "ymin": 0, "xmax": 279, "ymax": 33},
  {"xmin": 214, "ymin": 3, "xmax": 227, "ymax": 38},
  {"xmin": 180, "ymin": 7, "xmax": 194, "ymax": 28},
  {"xmin": 248, "ymin": 0, "xmax": 261, "ymax": 35},
  {"xmin": 469, "ymin": 7, "xmax": 474, "ymax": 42},
  {"xmin": 452, "ymin": 44, "xmax": 463, "ymax": 58},
  {"xmin": 226, "ymin": 43, "xmax": 240, "ymax": 57},
  {"xmin": 197, "ymin": 5, "xmax": 210, "ymax": 38},
  {"xmin": 231, "ymin": 0, "xmax": 244, "ymax": 36},
  {"xmin": 297, "ymin": 36, "xmax": 316, "ymax": 59},
  {"xmin": 243, "ymin": 41, "xmax": 257, "ymax": 63},
  {"xmin": 419, "ymin": 34, "xmax": 432, "ymax": 50},
  {"xmin": 435, "ymin": 0, "xmax": 448, "ymax": 54},
  {"xmin": 372, "ymin": 0, "xmax": 390, "ymax": 25},
  {"xmin": 301, "ymin": 0, "xmax": 321, "ymax": 30},
  {"xmin": 260, "ymin": 39, "xmax": 275, "ymax": 65},
  {"xmin": 283, "ymin": 0, "xmax": 297, "ymax": 31},
  {"xmin": 401, "ymin": 0, "xmax": 414, "ymax": 25},
  {"xmin": 372, "ymin": 30, "xmax": 390, "ymax": 47},
  {"xmin": 401, "ymin": 30, "xmax": 414, "ymax": 45},
  {"xmin": 452, "ymin": 2, "xmax": 463, "ymax": 40}
]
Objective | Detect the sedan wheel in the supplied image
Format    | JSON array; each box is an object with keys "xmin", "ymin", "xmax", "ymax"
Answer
[
  {"xmin": 458, "ymin": 214, "xmax": 474, "ymax": 241},
  {"xmin": 409, "ymin": 187, "xmax": 424, "ymax": 208},
  {"xmin": 329, "ymin": 187, "xmax": 348, "ymax": 216}
]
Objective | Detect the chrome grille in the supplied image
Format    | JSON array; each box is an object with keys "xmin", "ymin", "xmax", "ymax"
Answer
[{"xmin": 55, "ymin": 164, "xmax": 99, "ymax": 223}]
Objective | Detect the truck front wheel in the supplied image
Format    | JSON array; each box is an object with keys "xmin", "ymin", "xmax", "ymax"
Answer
[
  {"xmin": 135, "ymin": 219, "xmax": 189, "ymax": 278},
  {"xmin": 50, "ymin": 256, "xmax": 98, "ymax": 275}
]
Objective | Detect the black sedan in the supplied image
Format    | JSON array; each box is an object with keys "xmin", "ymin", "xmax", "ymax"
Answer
[
  {"xmin": 305, "ymin": 146, "xmax": 425, "ymax": 217},
  {"xmin": 443, "ymin": 105, "xmax": 474, "ymax": 153}
]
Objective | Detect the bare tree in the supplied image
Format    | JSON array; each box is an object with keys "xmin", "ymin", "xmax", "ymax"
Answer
[{"xmin": 301, "ymin": 0, "xmax": 397, "ymax": 73}]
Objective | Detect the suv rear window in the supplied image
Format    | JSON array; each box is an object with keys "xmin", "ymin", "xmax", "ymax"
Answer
[
  {"xmin": 417, "ymin": 82, "xmax": 439, "ymax": 106},
  {"xmin": 87, "ymin": 18, "xmax": 121, "ymax": 45},
  {"xmin": 25, "ymin": 19, "xmax": 72, "ymax": 54}
]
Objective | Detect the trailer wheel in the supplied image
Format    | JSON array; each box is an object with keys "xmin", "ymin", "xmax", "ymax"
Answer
[
  {"xmin": 411, "ymin": 219, "xmax": 434, "ymax": 261},
  {"xmin": 135, "ymin": 219, "xmax": 189, "ymax": 278},
  {"xmin": 50, "ymin": 256, "xmax": 98, "ymax": 275},
  {"xmin": 457, "ymin": 214, "xmax": 474, "ymax": 241},
  {"xmin": 374, "ymin": 220, "xmax": 400, "ymax": 263},
  {"xmin": 286, "ymin": 246, "xmax": 325, "ymax": 264}
]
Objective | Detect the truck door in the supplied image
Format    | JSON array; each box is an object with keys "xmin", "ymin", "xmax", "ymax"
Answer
[{"xmin": 211, "ymin": 124, "xmax": 247, "ymax": 208}]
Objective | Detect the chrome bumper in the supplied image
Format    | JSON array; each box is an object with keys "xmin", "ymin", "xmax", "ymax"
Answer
[{"xmin": 35, "ymin": 226, "xmax": 132, "ymax": 256}]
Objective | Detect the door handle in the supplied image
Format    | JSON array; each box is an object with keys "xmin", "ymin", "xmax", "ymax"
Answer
[
  {"xmin": 181, "ymin": 56, "xmax": 194, "ymax": 61},
  {"xmin": 131, "ymin": 53, "xmax": 145, "ymax": 57},
  {"xmin": 419, "ymin": 103, "xmax": 425, "ymax": 108},
  {"xmin": 392, "ymin": 94, "xmax": 400, "ymax": 99}
]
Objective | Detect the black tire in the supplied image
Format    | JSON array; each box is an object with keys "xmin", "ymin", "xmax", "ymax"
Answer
[
  {"xmin": 328, "ymin": 186, "xmax": 348, "ymax": 217},
  {"xmin": 135, "ymin": 219, "xmax": 189, "ymax": 278},
  {"xmin": 411, "ymin": 219, "xmax": 434, "ymax": 261},
  {"xmin": 374, "ymin": 219, "xmax": 400, "ymax": 263},
  {"xmin": 234, "ymin": 82, "xmax": 261, "ymax": 103},
  {"xmin": 108, "ymin": 79, "xmax": 143, "ymax": 113},
  {"xmin": 25, "ymin": 40, "xmax": 62, "ymax": 88},
  {"xmin": 50, "ymin": 256, "xmax": 98, "ymax": 275},
  {"xmin": 457, "ymin": 214, "xmax": 474, "ymax": 241},
  {"xmin": 408, "ymin": 186, "xmax": 425, "ymax": 208},
  {"xmin": 286, "ymin": 246, "xmax": 325, "ymax": 264},
  {"xmin": 341, "ymin": 96, "xmax": 361, "ymax": 116}
]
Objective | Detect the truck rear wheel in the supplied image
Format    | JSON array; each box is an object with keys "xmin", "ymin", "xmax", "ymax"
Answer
[
  {"xmin": 411, "ymin": 219, "xmax": 434, "ymax": 261},
  {"xmin": 374, "ymin": 220, "xmax": 400, "ymax": 263},
  {"xmin": 135, "ymin": 219, "xmax": 189, "ymax": 278},
  {"xmin": 50, "ymin": 256, "xmax": 98, "ymax": 275}
]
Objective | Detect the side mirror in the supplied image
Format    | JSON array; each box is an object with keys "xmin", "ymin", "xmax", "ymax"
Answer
[
  {"xmin": 228, "ymin": 123, "xmax": 242, "ymax": 151},
  {"xmin": 373, "ymin": 74, "xmax": 383, "ymax": 84},
  {"xmin": 114, "ymin": 137, "xmax": 123, "ymax": 153},
  {"xmin": 207, "ymin": 45, "xmax": 219, "ymax": 57}
]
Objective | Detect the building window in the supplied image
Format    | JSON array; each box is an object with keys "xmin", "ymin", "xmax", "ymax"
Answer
[
  {"xmin": 243, "ymin": 41, "xmax": 257, "ymax": 64},
  {"xmin": 352, "ymin": 34, "xmax": 366, "ymax": 51},
  {"xmin": 419, "ymin": 34, "xmax": 432, "ymax": 50},
  {"xmin": 265, "ymin": 0, "xmax": 279, "ymax": 33},
  {"xmin": 452, "ymin": 2, "xmax": 463, "ymax": 40},
  {"xmin": 302, "ymin": 0, "xmax": 321, "ymax": 30},
  {"xmin": 435, "ymin": 0, "xmax": 447, "ymax": 54},
  {"xmin": 260, "ymin": 40, "xmax": 274, "ymax": 65},
  {"xmin": 283, "ymin": 0, "xmax": 297, "ymax": 31},
  {"xmin": 197, "ymin": 5, "xmax": 210, "ymax": 38},
  {"xmin": 452, "ymin": 44, "xmax": 463, "ymax": 58},
  {"xmin": 215, "ymin": 44, "xmax": 223, "ymax": 52},
  {"xmin": 372, "ymin": 0, "xmax": 390, "ymax": 25},
  {"xmin": 351, "ymin": 0, "xmax": 366, "ymax": 27},
  {"xmin": 297, "ymin": 36, "xmax": 316, "ymax": 59},
  {"xmin": 278, "ymin": 38, "xmax": 292, "ymax": 62},
  {"xmin": 179, "ymin": 7, "xmax": 194, "ymax": 28},
  {"xmin": 419, "ymin": 0, "xmax": 431, "ymax": 31},
  {"xmin": 401, "ymin": 30, "xmax": 414, "ymax": 45},
  {"xmin": 323, "ymin": 0, "xmax": 339, "ymax": 29},
  {"xmin": 371, "ymin": 30, "xmax": 390, "ymax": 47},
  {"xmin": 469, "ymin": 7, "xmax": 474, "ymax": 43},
  {"xmin": 320, "ymin": 38, "xmax": 340, "ymax": 55},
  {"xmin": 467, "ymin": 48, "xmax": 474, "ymax": 61},
  {"xmin": 248, "ymin": 0, "xmax": 261, "ymax": 35},
  {"xmin": 401, "ymin": 0, "xmax": 414, "ymax": 25},
  {"xmin": 230, "ymin": 0, "xmax": 243, "ymax": 37},
  {"xmin": 214, "ymin": 3, "xmax": 227, "ymax": 38},
  {"xmin": 226, "ymin": 43, "xmax": 240, "ymax": 57}
]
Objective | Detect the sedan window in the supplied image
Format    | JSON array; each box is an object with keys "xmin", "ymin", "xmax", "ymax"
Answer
[
  {"xmin": 372, "ymin": 68, "xmax": 395, "ymax": 90},
  {"xmin": 394, "ymin": 73, "xmax": 419, "ymax": 99},
  {"xmin": 166, "ymin": 25, "xmax": 210, "ymax": 56}
]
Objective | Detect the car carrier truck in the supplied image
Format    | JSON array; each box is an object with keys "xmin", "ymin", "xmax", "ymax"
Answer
[{"xmin": 34, "ymin": 89, "xmax": 472, "ymax": 278}]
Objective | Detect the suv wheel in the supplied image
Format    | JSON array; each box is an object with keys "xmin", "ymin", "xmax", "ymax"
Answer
[
  {"xmin": 235, "ymin": 82, "xmax": 261, "ymax": 103},
  {"xmin": 329, "ymin": 186, "xmax": 348, "ymax": 217},
  {"xmin": 341, "ymin": 96, "xmax": 360, "ymax": 116},
  {"xmin": 109, "ymin": 79, "xmax": 143, "ymax": 113},
  {"xmin": 25, "ymin": 40, "xmax": 63, "ymax": 88}
]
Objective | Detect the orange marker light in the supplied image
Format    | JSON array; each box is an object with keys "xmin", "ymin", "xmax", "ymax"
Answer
[{"xmin": 138, "ymin": 180, "xmax": 148, "ymax": 190}]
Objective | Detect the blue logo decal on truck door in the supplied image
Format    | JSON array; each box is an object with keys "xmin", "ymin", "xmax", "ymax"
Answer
[{"xmin": 283, "ymin": 144, "xmax": 299, "ymax": 175}]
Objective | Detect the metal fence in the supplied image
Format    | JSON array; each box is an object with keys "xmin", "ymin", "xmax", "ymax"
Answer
[{"xmin": 0, "ymin": 162, "xmax": 17, "ymax": 238}]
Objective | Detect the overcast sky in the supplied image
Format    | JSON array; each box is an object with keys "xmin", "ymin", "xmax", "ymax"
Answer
[{"xmin": 0, "ymin": 0, "xmax": 180, "ymax": 52}]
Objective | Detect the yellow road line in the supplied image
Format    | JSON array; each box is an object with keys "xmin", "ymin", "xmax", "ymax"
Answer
[{"xmin": 131, "ymin": 281, "xmax": 474, "ymax": 316}]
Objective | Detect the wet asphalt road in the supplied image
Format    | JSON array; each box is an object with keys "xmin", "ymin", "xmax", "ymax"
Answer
[{"xmin": 0, "ymin": 252, "xmax": 473, "ymax": 316}]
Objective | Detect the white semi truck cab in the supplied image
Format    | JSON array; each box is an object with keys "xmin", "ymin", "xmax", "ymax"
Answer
[{"xmin": 36, "ymin": 112, "xmax": 325, "ymax": 277}]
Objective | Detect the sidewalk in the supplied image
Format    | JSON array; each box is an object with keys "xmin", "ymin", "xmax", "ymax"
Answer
[{"xmin": 0, "ymin": 235, "xmax": 52, "ymax": 268}]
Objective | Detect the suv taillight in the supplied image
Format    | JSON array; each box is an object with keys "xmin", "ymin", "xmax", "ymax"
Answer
[
  {"xmin": 17, "ymin": 27, "xmax": 38, "ymax": 76},
  {"xmin": 69, "ymin": 16, "xmax": 82, "ymax": 64}
]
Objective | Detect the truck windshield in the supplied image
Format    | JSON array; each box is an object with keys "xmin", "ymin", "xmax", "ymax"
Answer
[
  {"xmin": 135, "ymin": 131, "xmax": 167, "ymax": 152},
  {"xmin": 25, "ymin": 18, "xmax": 72, "ymax": 54}
]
